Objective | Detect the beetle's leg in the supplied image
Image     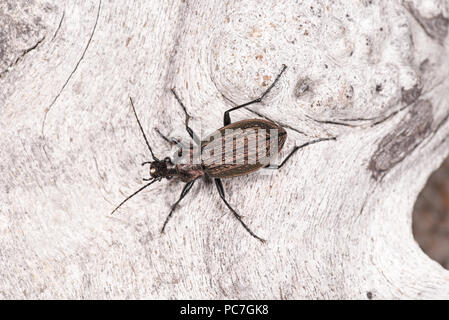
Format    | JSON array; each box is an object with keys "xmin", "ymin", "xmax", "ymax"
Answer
[
  {"xmin": 171, "ymin": 88, "xmax": 201, "ymax": 145},
  {"xmin": 215, "ymin": 179, "xmax": 266, "ymax": 243},
  {"xmin": 265, "ymin": 137, "xmax": 336, "ymax": 170},
  {"xmin": 223, "ymin": 64, "xmax": 287, "ymax": 126},
  {"xmin": 155, "ymin": 128, "xmax": 187, "ymax": 149},
  {"xmin": 264, "ymin": 146, "xmax": 300, "ymax": 170},
  {"xmin": 161, "ymin": 179, "xmax": 196, "ymax": 233}
]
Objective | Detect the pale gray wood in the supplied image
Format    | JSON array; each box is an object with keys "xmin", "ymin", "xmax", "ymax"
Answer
[{"xmin": 1, "ymin": 0, "xmax": 449, "ymax": 299}]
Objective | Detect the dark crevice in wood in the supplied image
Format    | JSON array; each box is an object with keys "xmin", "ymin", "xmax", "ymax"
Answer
[
  {"xmin": 368, "ymin": 99, "xmax": 434, "ymax": 181},
  {"xmin": 304, "ymin": 115, "xmax": 358, "ymax": 128},
  {"xmin": 366, "ymin": 105, "xmax": 448, "ymax": 184},
  {"xmin": 0, "ymin": 36, "xmax": 45, "ymax": 79},
  {"xmin": 310, "ymin": 76, "xmax": 447, "ymax": 129},
  {"xmin": 41, "ymin": 0, "xmax": 102, "ymax": 138},
  {"xmin": 310, "ymin": 97, "xmax": 418, "ymax": 127},
  {"xmin": 51, "ymin": 11, "xmax": 65, "ymax": 42}
]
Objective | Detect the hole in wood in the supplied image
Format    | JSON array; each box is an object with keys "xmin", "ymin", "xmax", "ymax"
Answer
[{"xmin": 413, "ymin": 157, "xmax": 449, "ymax": 270}]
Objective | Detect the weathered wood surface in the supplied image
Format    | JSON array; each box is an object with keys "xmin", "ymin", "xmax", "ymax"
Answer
[{"xmin": 1, "ymin": 0, "xmax": 449, "ymax": 299}]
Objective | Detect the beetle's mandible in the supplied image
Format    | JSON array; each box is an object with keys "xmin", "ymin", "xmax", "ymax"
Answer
[{"xmin": 111, "ymin": 65, "xmax": 335, "ymax": 242}]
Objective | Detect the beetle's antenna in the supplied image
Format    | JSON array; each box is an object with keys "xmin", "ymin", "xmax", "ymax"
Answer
[
  {"xmin": 129, "ymin": 97, "xmax": 159, "ymax": 161},
  {"xmin": 110, "ymin": 178, "xmax": 157, "ymax": 215}
]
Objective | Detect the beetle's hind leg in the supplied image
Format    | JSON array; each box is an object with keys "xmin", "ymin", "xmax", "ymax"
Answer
[
  {"xmin": 265, "ymin": 137, "xmax": 337, "ymax": 170},
  {"xmin": 215, "ymin": 178, "xmax": 266, "ymax": 243},
  {"xmin": 264, "ymin": 146, "xmax": 300, "ymax": 170},
  {"xmin": 161, "ymin": 180, "xmax": 196, "ymax": 233},
  {"xmin": 171, "ymin": 88, "xmax": 201, "ymax": 145},
  {"xmin": 222, "ymin": 64, "xmax": 287, "ymax": 126}
]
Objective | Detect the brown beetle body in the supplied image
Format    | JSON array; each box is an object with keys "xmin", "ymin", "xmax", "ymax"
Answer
[
  {"xmin": 172, "ymin": 119, "xmax": 287, "ymax": 182},
  {"xmin": 201, "ymin": 119, "xmax": 287, "ymax": 179}
]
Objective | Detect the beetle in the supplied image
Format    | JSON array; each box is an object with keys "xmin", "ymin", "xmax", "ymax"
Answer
[{"xmin": 111, "ymin": 65, "xmax": 334, "ymax": 242}]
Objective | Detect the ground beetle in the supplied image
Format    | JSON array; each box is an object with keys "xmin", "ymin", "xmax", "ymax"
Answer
[{"xmin": 111, "ymin": 65, "xmax": 334, "ymax": 242}]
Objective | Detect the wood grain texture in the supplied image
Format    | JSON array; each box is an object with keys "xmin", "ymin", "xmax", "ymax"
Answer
[{"xmin": 1, "ymin": 0, "xmax": 449, "ymax": 299}]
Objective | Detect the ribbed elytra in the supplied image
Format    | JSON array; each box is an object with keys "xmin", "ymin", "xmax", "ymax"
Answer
[
  {"xmin": 201, "ymin": 119, "xmax": 287, "ymax": 178},
  {"xmin": 111, "ymin": 65, "xmax": 335, "ymax": 242}
]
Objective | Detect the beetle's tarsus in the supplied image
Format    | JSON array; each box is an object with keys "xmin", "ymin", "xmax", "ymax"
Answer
[{"xmin": 215, "ymin": 178, "xmax": 265, "ymax": 243}]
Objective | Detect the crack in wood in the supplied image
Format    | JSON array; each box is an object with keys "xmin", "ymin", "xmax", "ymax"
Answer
[
  {"xmin": 0, "ymin": 36, "xmax": 45, "ymax": 79},
  {"xmin": 309, "ymin": 76, "xmax": 447, "ymax": 129},
  {"xmin": 41, "ymin": 0, "xmax": 102, "ymax": 139},
  {"xmin": 51, "ymin": 11, "xmax": 65, "ymax": 42},
  {"xmin": 305, "ymin": 115, "xmax": 358, "ymax": 128}
]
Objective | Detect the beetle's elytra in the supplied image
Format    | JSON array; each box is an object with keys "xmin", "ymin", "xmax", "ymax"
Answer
[
  {"xmin": 111, "ymin": 65, "xmax": 335, "ymax": 242},
  {"xmin": 200, "ymin": 119, "xmax": 287, "ymax": 179}
]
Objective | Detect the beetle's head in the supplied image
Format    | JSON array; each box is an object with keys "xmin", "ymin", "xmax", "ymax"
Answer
[{"xmin": 145, "ymin": 157, "xmax": 173, "ymax": 180}]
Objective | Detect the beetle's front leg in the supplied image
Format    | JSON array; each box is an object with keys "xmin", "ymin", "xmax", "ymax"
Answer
[
  {"xmin": 155, "ymin": 128, "xmax": 187, "ymax": 149},
  {"xmin": 161, "ymin": 179, "xmax": 196, "ymax": 233},
  {"xmin": 171, "ymin": 88, "xmax": 201, "ymax": 145}
]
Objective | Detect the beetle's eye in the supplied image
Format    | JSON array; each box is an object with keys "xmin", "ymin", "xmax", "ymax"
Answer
[{"xmin": 150, "ymin": 168, "xmax": 156, "ymax": 175}]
